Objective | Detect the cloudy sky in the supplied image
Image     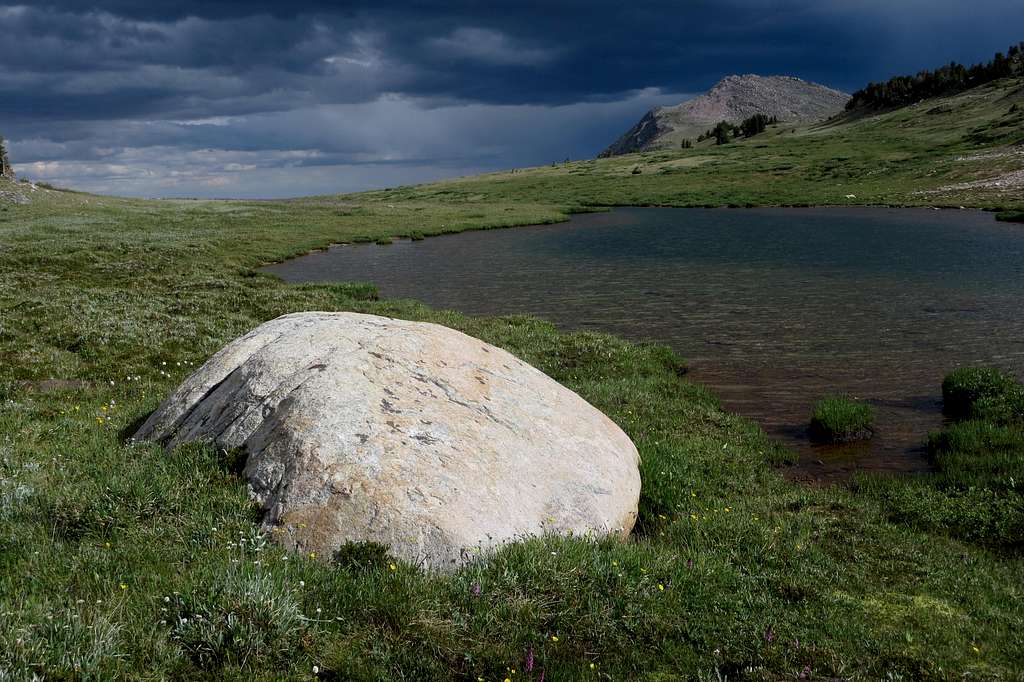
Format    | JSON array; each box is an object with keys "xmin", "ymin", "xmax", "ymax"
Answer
[{"xmin": 4, "ymin": 1, "xmax": 1022, "ymax": 198}]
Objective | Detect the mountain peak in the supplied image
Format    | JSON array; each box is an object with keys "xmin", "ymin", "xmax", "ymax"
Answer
[{"xmin": 600, "ymin": 74, "xmax": 849, "ymax": 157}]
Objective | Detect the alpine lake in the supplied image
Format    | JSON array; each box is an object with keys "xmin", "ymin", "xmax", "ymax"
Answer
[{"xmin": 264, "ymin": 207, "xmax": 1024, "ymax": 481}]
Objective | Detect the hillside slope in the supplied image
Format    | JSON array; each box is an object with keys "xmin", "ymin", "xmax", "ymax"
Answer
[
  {"xmin": 601, "ymin": 74, "xmax": 849, "ymax": 156},
  {"xmin": 391, "ymin": 76, "xmax": 1024, "ymax": 211}
]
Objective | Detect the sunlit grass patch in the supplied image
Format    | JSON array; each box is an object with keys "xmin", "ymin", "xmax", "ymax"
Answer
[{"xmin": 808, "ymin": 395, "xmax": 875, "ymax": 443}]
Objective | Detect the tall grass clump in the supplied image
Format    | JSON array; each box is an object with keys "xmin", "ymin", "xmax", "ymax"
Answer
[
  {"xmin": 941, "ymin": 366, "xmax": 1016, "ymax": 419},
  {"xmin": 996, "ymin": 209, "xmax": 1024, "ymax": 223},
  {"xmin": 808, "ymin": 395, "xmax": 875, "ymax": 443},
  {"xmin": 860, "ymin": 369, "xmax": 1024, "ymax": 549}
]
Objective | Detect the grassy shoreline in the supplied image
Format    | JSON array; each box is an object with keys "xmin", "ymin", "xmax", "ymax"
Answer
[
  {"xmin": 2, "ymin": 187, "xmax": 1023, "ymax": 679},
  {"xmin": 2, "ymin": 76, "xmax": 1024, "ymax": 679}
]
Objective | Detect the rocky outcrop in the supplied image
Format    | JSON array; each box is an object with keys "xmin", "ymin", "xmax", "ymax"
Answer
[
  {"xmin": 601, "ymin": 74, "xmax": 850, "ymax": 156},
  {"xmin": 136, "ymin": 312, "xmax": 641, "ymax": 570},
  {"xmin": 600, "ymin": 109, "xmax": 667, "ymax": 158}
]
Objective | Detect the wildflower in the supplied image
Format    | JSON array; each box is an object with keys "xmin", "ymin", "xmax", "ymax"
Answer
[
  {"xmin": 389, "ymin": 563, "xmax": 397, "ymax": 571},
  {"xmin": 550, "ymin": 635, "xmax": 558, "ymax": 642},
  {"xmin": 119, "ymin": 583, "xmax": 127, "ymax": 590},
  {"xmin": 590, "ymin": 662, "xmax": 596, "ymax": 669},
  {"xmin": 309, "ymin": 551, "xmax": 316, "ymax": 559},
  {"xmin": 526, "ymin": 647, "xmax": 534, "ymax": 672},
  {"xmin": 658, "ymin": 583, "xmax": 665, "ymax": 591},
  {"xmin": 313, "ymin": 665, "xmax": 319, "ymax": 675},
  {"xmin": 470, "ymin": 582, "xmax": 481, "ymax": 596},
  {"xmin": 299, "ymin": 580, "xmax": 305, "ymax": 587}
]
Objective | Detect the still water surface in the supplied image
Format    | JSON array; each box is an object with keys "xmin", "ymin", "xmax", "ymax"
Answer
[{"xmin": 264, "ymin": 208, "xmax": 1024, "ymax": 480}]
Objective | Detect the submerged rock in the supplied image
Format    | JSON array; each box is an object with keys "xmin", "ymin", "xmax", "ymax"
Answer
[{"xmin": 136, "ymin": 312, "xmax": 640, "ymax": 569}]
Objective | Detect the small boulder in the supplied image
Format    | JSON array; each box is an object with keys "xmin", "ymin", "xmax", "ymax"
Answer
[{"xmin": 136, "ymin": 312, "xmax": 640, "ymax": 569}]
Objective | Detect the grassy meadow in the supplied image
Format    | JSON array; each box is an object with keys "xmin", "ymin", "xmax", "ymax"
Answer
[{"xmin": 1, "ymin": 76, "xmax": 1023, "ymax": 679}]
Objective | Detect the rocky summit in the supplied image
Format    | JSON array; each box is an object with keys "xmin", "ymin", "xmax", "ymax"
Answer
[
  {"xmin": 135, "ymin": 312, "xmax": 641, "ymax": 570},
  {"xmin": 600, "ymin": 74, "xmax": 849, "ymax": 156}
]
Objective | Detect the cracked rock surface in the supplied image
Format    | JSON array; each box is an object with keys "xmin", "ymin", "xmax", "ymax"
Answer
[{"xmin": 135, "ymin": 312, "xmax": 640, "ymax": 569}]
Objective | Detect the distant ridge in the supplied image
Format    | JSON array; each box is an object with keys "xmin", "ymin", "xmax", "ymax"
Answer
[{"xmin": 600, "ymin": 74, "xmax": 849, "ymax": 156}]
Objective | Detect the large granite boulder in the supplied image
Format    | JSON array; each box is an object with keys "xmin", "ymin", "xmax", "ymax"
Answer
[{"xmin": 136, "ymin": 312, "xmax": 641, "ymax": 569}]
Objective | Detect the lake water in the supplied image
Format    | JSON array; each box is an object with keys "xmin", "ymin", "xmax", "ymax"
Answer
[{"xmin": 264, "ymin": 208, "xmax": 1024, "ymax": 481}]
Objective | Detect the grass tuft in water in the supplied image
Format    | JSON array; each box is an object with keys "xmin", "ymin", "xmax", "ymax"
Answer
[
  {"xmin": 808, "ymin": 395, "xmax": 875, "ymax": 443},
  {"xmin": 996, "ymin": 210, "xmax": 1024, "ymax": 223},
  {"xmin": 942, "ymin": 366, "xmax": 1017, "ymax": 419}
]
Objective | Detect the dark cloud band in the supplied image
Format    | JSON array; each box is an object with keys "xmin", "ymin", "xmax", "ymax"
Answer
[{"xmin": 4, "ymin": 1, "xmax": 1023, "ymax": 197}]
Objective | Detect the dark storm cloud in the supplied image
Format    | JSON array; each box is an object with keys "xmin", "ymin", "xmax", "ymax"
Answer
[{"xmin": 4, "ymin": 1, "xmax": 1023, "ymax": 197}]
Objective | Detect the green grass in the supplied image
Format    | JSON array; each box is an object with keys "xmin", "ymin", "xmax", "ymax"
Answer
[
  {"xmin": 808, "ymin": 396, "xmax": 875, "ymax": 443},
  {"xmin": 942, "ymin": 366, "xmax": 1019, "ymax": 419},
  {"xmin": 1, "ymin": 76, "xmax": 1024, "ymax": 679},
  {"xmin": 858, "ymin": 370, "xmax": 1024, "ymax": 550}
]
